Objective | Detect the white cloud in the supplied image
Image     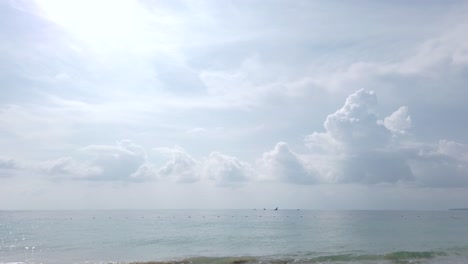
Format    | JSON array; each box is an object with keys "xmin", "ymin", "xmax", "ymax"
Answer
[
  {"xmin": 203, "ymin": 152, "xmax": 254, "ymax": 186},
  {"xmin": 302, "ymin": 90, "xmax": 415, "ymax": 184},
  {"xmin": 154, "ymin": 147, "xmax": 255, "ymax": 186},
  {"xmin": 304, "ymin": 132, "xmax": 342, "ymax": 154},
  {"xmin": 80, "ymin": 140, "xmax": 151, "ymax": 182},
  {"xmin": 379, "ymin": 106, "xmax": 412, "ymax": 135},
  {"xmin": 1, "ymin": 142, "xmax": 257, "ymax": 186},
  {"xmin": 130, "ymin": 163, "xmax": 159, "ymax": 182},
  {"xmin": 301, "ymin": 89, "xmax": 468, "ymax": 186},
  {"xmin": 307, "ymin": 89, "xmax": 391, "ymax": 152},
  {"xmin": 155, "ymin": 146, "xmax": 200, "ymax": 183},
  {"xmin": 259, "ymin": 142, "xmax": 317, "ymax": 184},
  {"xmin": 3, "ymin": 86, "xmax": 467, "ymax": 189}
]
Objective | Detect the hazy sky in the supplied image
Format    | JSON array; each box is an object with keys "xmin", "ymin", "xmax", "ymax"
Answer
[{"xmin": 1, "ymin": 0, "xmax": 468, "ymax": 210}]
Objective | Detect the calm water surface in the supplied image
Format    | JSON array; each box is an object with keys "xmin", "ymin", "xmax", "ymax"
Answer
[{"xmin": 1, "ymin": 210, "xmax": 468, "ymax": 264}]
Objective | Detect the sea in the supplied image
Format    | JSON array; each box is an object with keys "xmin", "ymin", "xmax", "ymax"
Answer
[{"xmin": 1, "ymin": 210, "xmax": 468, "ymax": 264}]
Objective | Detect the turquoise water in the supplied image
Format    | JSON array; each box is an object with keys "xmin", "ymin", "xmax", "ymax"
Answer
[{"xmin": 1, "ymin": 210, "xmax": 468, "ymax": 263}]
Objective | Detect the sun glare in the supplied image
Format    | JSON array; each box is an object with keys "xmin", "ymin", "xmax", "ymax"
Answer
[{"xmin": 35, "ymin": 0, "xmax": 146, "ymax": 49}]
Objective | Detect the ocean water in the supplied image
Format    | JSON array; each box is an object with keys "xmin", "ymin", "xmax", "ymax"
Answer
[{"xmin": 1, "ymin": 210, "xmax": 468, "ymax": 264}]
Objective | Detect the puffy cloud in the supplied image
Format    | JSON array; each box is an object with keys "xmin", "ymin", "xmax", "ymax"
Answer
[
  {"xmin": 153, "ymin": 146, "xmax": 261, "ymax": 186},
  {"xmin": 2, "ymin": 99, "xmax": 466, "ymax": 190},
  {"xmin": 322, "ymin": 89, "xmax": 390, "ymax": 151},
  {"xmin": 154, "ymin": 147, "xmax": 255, "ymax": 186},
  {"xmin": 259, "ymin": 142, "xmax": 317, "ymax": 184},
  {"xmin": 80, "ymin": 140, "xmax": 151, "ymax": 182},
  {"xmin": 379, "ymin": 106, "xmax": 412, "ymax": 135},
  {"xmin": 129, "ymin": 163, "xmax": 159, "ymax": 182},
  {"xmin": 304, "ymin": 132, "xmax": 342, "ymax": 154},
  {"xmin": 306, "ymin": 89, "xmax": 391, "ymax": 152},
  {"xmin": 302, "ymin": 89, "xmax": 468, "ymax": 187},
  {"xmin": 203, "ymin": 152, "xmax": 254, "ymax": 186},
  {"xmin": 0, "ymin": 141, "xmax": 258, "ymax": 186},
  {"xmin": 303, "ymin": 89, "xmax": 413, "ymax": 184},
  {"xmin": 155, "ymin": 146, "xmax": 200, "ymax": 183}
]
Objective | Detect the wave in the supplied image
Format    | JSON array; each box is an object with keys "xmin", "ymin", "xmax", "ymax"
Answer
[
  {"xmin": 3, "ymin": 248, "xmax": 468, "ymax": 264},
  {"xmin": 127, "ymin": 248, "xmax": 468, "ymax": 264}
]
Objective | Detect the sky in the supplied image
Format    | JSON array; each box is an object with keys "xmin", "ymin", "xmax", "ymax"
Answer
[{"xmin": 1, "ymin": 0, "xmax": 468, "ymax": 210}]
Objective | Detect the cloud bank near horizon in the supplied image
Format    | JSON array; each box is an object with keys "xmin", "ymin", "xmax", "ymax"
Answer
[{"xmin": 3, "ymin": 90, "xmax": 467, "ymax": 189}]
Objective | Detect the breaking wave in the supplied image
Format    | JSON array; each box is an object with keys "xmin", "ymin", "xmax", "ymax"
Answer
[{"xmin": 126, "ymin": 248, "xmax": 468, "ymax": 264}]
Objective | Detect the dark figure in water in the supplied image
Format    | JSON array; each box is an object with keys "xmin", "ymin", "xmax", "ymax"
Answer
[{"xmin": 275, "ymin": 207, "xmax": 278, "ymax": 211}]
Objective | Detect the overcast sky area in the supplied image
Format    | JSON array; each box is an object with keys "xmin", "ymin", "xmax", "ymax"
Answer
[{"xmin": 1, "ymin": 0, "xmax": 468, "ymax": 210}]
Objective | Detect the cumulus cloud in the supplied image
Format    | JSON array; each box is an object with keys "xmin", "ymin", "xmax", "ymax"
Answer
[
  {"xmin": 0, "ymin": 141, "xmax": 257, "ymax": 186},
  {"xmin": 303, "ymin": 89, "xmax": 414, "ymax": 184},
  {"xmin": 203, "ymin": 152, "xmax": 254, "ymax": 186},
  {"xmin": 259, "ymin": 142, "xmax": 317, "ymax": 184},
  {"xmin": 379, "ymin": 106, "xmax": 412, "ymax": 135},
  {"xmin": 80, "ymin": 140, "xmax": 152, "ymax": 182},
  {"xmin": 301, "ymin": 89, "xmax": 468, "ymax": 187},
  {"xmin": 304, "ymin": 132, "xmax": 341, "ymax": 154},
  {"xmin": 324, "ymin": 89, "xmax": 390, "ymax": 150},
  {"xmin": 154, "ymin": 146, "xmax": 255, "ymax": 186},
  {"xmin": 129, "ymin": 164, "xmax": 159, "ymax": 181},
  {"xmin": 155, "ymin": 146, "xmax": 200, "ymax": 183},
  {"xmin": 306, "ymin": 89, "xmax": 391, "ymax": 151},
  {"xmin": 2, "ymin": 93, "xmax": 466, "ymax": 189}
]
